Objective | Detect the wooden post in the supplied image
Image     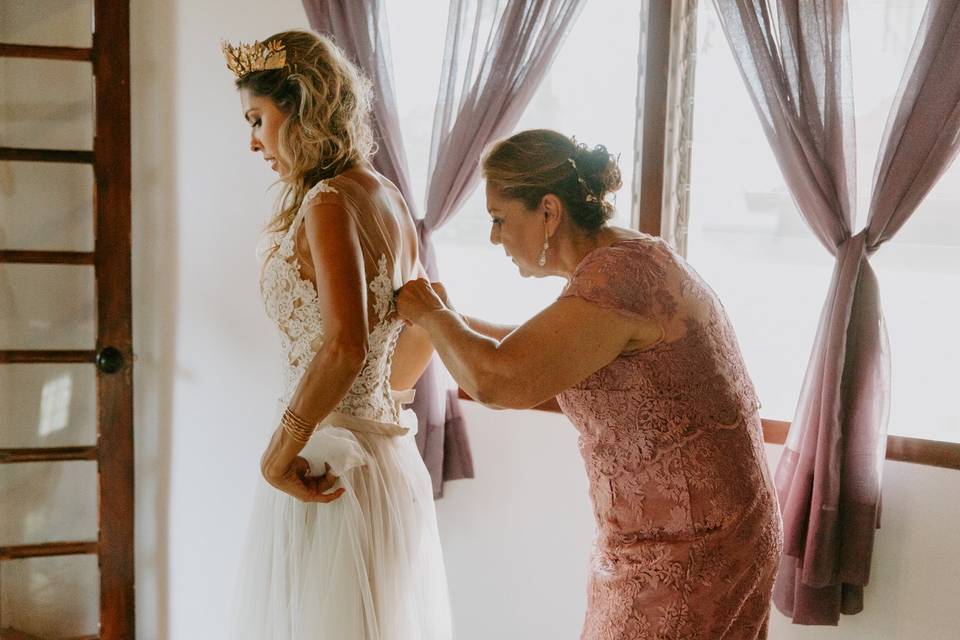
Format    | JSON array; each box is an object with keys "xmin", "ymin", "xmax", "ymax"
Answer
[{"xmin": 92, "ymin": 1, "xmax": 135, "ymax": 638}]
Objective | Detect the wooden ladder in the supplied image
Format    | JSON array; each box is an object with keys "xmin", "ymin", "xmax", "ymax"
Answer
[{"xmin": 0, "ymin": 2, "xmax": 134, "ymax": 639}]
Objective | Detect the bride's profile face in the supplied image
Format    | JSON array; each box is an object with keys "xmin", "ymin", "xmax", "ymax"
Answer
[
  {"xmin": 485, "ymin": 181, "xmax": 547, "ymax": 278},
  {"xmin": 240, "ymin": 88, "xmax": 289, "ymax": 174}
]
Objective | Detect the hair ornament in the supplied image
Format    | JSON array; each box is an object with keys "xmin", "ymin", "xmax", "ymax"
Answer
[{"xmin": 221, "ymin": 39, "xmax": 287, "ymax": 79}]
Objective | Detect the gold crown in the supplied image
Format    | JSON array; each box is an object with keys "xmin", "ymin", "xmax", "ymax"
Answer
[{"xmin": 221, "ymin": 39, "xmax": 287, "ymax": 79}]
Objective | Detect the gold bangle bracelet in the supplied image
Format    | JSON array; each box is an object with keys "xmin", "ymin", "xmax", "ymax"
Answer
[
  {"xmin": 280, "ymin": 408, "xmax": 315, "ymax": 443},
  {"xmin": 283, "ymin": 408, "xmax": 312, "ymax": 428},
  {"xmin": 282, "ymin": 419, "xmax": 313, "ymax": 443}
]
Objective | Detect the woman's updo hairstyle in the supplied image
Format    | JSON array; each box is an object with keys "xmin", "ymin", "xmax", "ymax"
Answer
[{"xmin": 481, "ymin": 129, "xmax": 622, "ymax": 233}]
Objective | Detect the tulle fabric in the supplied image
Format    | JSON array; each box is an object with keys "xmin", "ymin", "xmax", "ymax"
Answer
[
  {"xmin": 228, "ymin": 407, "xmax": 452, "ymax": 639},
  {"xmin": 240, "ymin": 172, "xmax": 451, "ymax": 638}
]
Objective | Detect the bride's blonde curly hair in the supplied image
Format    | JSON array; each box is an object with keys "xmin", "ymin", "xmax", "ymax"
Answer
[{"xmin": 236, "ymin": 30, "xmax": 376, "ymax": 236}]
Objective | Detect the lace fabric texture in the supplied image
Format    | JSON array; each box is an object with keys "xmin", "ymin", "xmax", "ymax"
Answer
[
  {"xmin": 557, "ymin": 237, "xmax": 783, "ymax": 640},
  {"xmin": 232, "ymin": 174, "xmax": 451, "ymax": 639},
  {"xmin": 259, "ymin": 178, "xmax": 405, "ymax": 424}
]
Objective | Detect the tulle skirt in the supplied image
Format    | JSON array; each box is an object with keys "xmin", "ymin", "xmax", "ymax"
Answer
[{"xmin": 229, "ymin": 407, "xmax": 452, "ymax": 639}]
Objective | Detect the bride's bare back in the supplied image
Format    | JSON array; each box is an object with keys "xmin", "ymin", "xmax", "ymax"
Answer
[{"xmin": 291, "ymin": 165, "xmax": 432, "ymax": 389}]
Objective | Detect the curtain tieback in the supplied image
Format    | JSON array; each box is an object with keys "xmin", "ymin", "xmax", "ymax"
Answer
[{"xmin": 836, "ymin": 228, "xmax": 870, "ymax": 260}]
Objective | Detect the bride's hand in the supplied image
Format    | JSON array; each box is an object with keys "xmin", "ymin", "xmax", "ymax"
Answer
[
  {"xmin": 264, "ymin": 458, "xmax": 345, "ymax": 503},
  {"xmin": 394, "ymin": 278, "xmax": 446, "ymax": 325}
]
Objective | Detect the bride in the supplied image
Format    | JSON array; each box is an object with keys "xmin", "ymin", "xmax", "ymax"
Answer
[{"xmin": 223, "ymin": 31, "xmax": 451, "ymax": 639}]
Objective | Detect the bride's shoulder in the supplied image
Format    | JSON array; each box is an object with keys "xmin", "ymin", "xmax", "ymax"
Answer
[{"xmin": 306, "ymin": 178, "xmax": 338, "ymax": 200}]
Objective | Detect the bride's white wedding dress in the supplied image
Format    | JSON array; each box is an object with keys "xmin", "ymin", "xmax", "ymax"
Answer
[{"xmin": 230, "ymin": 175, "xmax": 452, "ymax": 639}]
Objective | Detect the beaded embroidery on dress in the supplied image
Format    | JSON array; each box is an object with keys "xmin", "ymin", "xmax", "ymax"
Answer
[{"xmin": 232, "ymin": 176, "xmax": 452, "ymax": 639}]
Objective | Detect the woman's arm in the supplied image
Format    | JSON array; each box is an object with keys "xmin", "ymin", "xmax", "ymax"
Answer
[
  {"xmin": 428, "ymin": 281, "xmax": 517, "ymax": 340},
  {"xmin": 459, "ymin": 315, "xmax": 516, "ymax": 341},
  {"xmin": 388, "ymin": 281, "xmax": 514, "ymax": 390},
  {"xmin": 397, "ymin": 280, "xmax": 657, "ymax": 410},
  {"xmin": 259, "ymin": 197, "xmax": 369, "ymax": 500}
]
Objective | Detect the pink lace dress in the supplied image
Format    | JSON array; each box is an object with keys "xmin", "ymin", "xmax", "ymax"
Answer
[{"xmin": 556, "ymin": 237, "xmax": 783, "ymax": 640}]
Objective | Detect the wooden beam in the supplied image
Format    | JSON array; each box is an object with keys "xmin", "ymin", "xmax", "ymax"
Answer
[
  {"xmin": 1, "ymin": 631, "xmax": 97, "ymax": 640},
  {"xmin": 0, "ymin": 251, "xmax": 95, "ymax": 265},
  {"xmin": 92, "ymin": 2, "xmax": 136, "ymax": 638},
  {"xmin": 0, "ymin": 43, "xmax": 93, "ymax": 61},
  {"xmin": 0, "ymin": 147, "xmax": 94, "ymax": 164},
  {"xmin": 0, "ymin": 446, "xmax": 98, "ymax": 464},
  {"xmin": 761, "ymin": 419, "xmax": 790, "ymax": 445},
  {"xmin": 0, "ymin": 350, "xmax": 96, "ymax": 364},
  {"xmin": 0, "ymin": 540, "xmax": 98, "ymax": 561},
  {"xmin": 886, "ymin": 435, "xmax": 960, "ymax": 470},
  {"xmin": 633, "ymin": 0, "xmax": 674, "ymax": 235}
]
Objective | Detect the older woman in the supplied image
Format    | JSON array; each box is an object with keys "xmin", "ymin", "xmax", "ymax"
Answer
[{"xmin": 396, "ymin": 129, "xmax": 782, "ymax": 639}]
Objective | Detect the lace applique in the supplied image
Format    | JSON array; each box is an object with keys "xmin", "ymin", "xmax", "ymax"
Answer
[
  {"xmin": 332, "ymin": 257, "xmax": 403, "ymax": 423},
  {"xmin": 304, "ymin": 179, "xmax": 338, "ymax": 204},
  {"xmin": 555, "ymin": 237, "xmax": 782, "ymax": 639},
  {"xmin": 369, "ymin": 254, "xmax": 394, "ymax": 322},
  {"xmin": 561, "ymin": 238, "xmax": 675, "ymax": 321},
  {"xmin": 259, "ymin": 180, "xmax": 404, "ymax": 424}
]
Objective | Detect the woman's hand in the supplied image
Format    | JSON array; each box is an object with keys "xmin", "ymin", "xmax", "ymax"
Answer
[
  {"xmin": 430, "ymin": 281, "xmax": 454, "ymax": 311},
  {"xmin": 394, "ymin": 278, "xmax": 447, "ymax": 325},
  {"xmin": 263, "ymin": 457, "xmax": 346, "ymax": 503}
]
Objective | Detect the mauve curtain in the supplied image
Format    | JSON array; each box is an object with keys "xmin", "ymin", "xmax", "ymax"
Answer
[
  {"xmin": 413, "ymin": 0, "xmax": 584, "ymax": 497},
  {"xmin": 714, "ymin": 0, "xmax": 960, "ymax": 624},
  {"xmin": 302, "ymin": 0, "xmax": 419, "ymax": 214},
  {"xmin": 417, "ymin": 0, "xmax": 586, "ymax": 278},
  {"xmin": 303, "ymin": 0, "xmax": 585, "ymax": 496}
]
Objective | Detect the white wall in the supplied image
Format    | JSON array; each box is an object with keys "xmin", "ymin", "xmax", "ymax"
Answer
[
  {"xmin": 130, "ymin": 1, "xmax": 311, "ymax": 638},
  {"xmin": 437, "ymin": 403, "xmax": 960, "ymax": 640},
  {"xmin": 124, "ymin": 1, "xmax": 960, "ymax": 639},
  {"xmin": 435, "ymin": 403, "xmax": 595, "ymax": 638}
]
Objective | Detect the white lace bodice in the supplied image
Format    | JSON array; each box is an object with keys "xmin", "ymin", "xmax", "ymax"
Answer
[{"xmin": 259, "ymin": 180, "xmax": 405, "ymax": 425}]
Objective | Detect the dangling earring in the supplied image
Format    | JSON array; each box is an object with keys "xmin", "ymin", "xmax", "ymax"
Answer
[{"xmin": 538, "ymin": 229, "xmax": 550, "ymax": 267}]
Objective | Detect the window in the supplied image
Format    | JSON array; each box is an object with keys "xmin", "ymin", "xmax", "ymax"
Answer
[
  {"xmin": 388, "ymin": 2, "xmax": 641, "ymax": 324},
  {"xmin": 388, "ymin": 1, "xmax": 958, "ymax": 446},
  {"xmin": 687, "ymin": 0, "xmax": 959, "ymax": 443}
]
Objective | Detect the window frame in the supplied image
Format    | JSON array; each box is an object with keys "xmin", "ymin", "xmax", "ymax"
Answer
[{"xmin": 458, "ymin": 0, "xmax": 960, "ymax": 471}]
